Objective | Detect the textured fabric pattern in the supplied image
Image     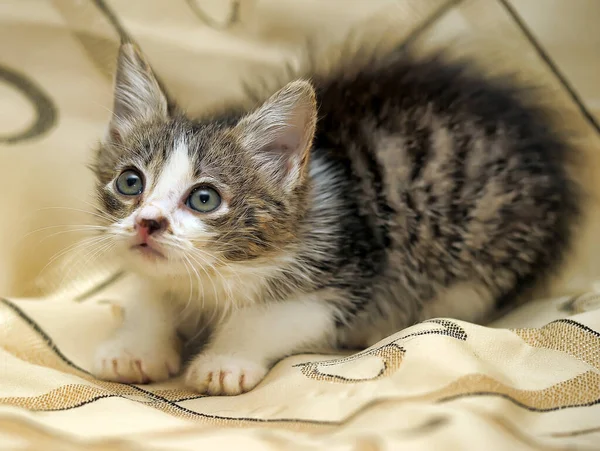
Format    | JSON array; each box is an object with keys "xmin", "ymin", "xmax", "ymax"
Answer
[
  {"xmin": 1, "ymin": 286, "xmax": 600, "ymax": 449},
  {"xmin": 1, "ymin": 0, "xmax": 600, "ymax": 449}
]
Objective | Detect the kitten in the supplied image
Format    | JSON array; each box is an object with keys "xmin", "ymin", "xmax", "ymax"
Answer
[{"xmin": 90, "ymin": 41, "xmax": 580, "ymax": 395}]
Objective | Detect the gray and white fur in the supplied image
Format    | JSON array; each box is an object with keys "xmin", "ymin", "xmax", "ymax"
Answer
[{"xmin": 90, "ymin": 41, "xmax": 580, "ymax": 395}]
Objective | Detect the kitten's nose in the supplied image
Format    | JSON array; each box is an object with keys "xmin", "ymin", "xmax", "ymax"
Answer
[{"xmin": 136, "ymin": 216, "xmax": 168, "ymax": 239}]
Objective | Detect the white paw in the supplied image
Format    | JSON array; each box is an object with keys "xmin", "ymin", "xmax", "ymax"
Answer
[
  {"xmin": 185, "ymin": 353, "xmax": 268, "ymax": 396},
  {"xmin": 92, "ymin": 335, "xmax": 181, "ymax": 384}
]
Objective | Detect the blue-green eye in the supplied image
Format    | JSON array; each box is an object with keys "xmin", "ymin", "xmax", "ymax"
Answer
[
  {"xmin": 115, "ymin": 169, "xmax": 144, "ymax": 196},
  {"xmin": 186, "ymin": 186, "xmax": 221, "ymax": 213}
]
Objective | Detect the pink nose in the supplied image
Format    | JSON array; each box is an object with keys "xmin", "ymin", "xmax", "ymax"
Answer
[{"xmin": 135, "ymin": 217, "xmax": 168, "ymax": 240}]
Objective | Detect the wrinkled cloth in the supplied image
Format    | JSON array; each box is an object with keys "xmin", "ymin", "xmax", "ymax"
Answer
[{"xmin": 1, "ymin": 0, "xmax": 600, "ymax": 449}]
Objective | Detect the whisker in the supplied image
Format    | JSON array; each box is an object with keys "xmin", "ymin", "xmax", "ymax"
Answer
[
  {"xmin": 35, "ymin": 206, "xmax": 117, "ymax": 224},
  {"xmin": 178, "ymin": 256, "xmax": 195, "ymax": 324},
  {"xmin": 21, "ymin": 224, "xmax": 106, "ymax": 240},
  {"xmin": 37, "ymin": 227, "xmax": 106, "ymax": 244},
  {"xmin": 58, "ymin": 239, "xmax": 116, "ymax": 289},
  {"xmin": 37, "ymin": 234, "xmax": 113, "ymax": 280},
  {"xmin": 165, "ymin": 239, "xmax": 219, "ymax": 306}
]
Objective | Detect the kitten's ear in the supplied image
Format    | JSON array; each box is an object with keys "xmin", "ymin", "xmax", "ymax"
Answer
[
  {"xmin": 106, "ymin": 42, "xmax": 168, "ymax": 143},
  {"xmin": 235, "ymin": 80, "xmax": 317, "ymax": 191}
]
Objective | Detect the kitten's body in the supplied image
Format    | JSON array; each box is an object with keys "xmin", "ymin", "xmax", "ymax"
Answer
[{"xmin": 91, "ymin": 43, "xmax": 579, "ymax": 395}]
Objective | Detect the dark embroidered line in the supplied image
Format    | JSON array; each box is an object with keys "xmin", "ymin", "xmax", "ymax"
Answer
[
  {"xmin": 438, "ymin": 390, "xmax": 600, "ymax": 413},
  {"xmin": 91, "ymin": 0, "xmax": 131, "ymax": 42},
  {"xmin": 551, "ymin": 318, "xmax": 600, "ymax": 338},
  {"xmin": 499, "ymin": 0, "xmax": 600, "ymax": 136},
  {"xmin": 294, "ymin": 344, "xmax": 405, "ymax": 370},
  {"xmin": 0, "ymin": 298, "xmax": 183, "ymax": 410},
  {"xmin": 401, "ymin": 0, "xmax": 466, "ymax": 48},
  {"xmin": 1, "ymin": 298, "xmax": 92, "ymax": 376},
  {"xmin": 0, "ymin": 64, "xmax": 58, "ymax": 144},
  {"xmin": 74, "ymin": 270, "xmax": 125, "ymax": 302},
  {"xmin": 164, "ymin": 395, "xmax": 205, "ymax": 403},
  {"xmin": 1, "ymin": 299, "xmax": 168, "ymax": 405},
  {"xmin": 89, "ymin": 0, "xmax": 177, "ymax": 115},
  {"xmin": 299, "ymin": 363, "xmax": 388, "ymax": 383},
  {"xmin": 548, "ymin": 425, "xmax": 600, "ymax": 438},
  {"xmin": 293, "ymin": 319, "xmax": 467, "ymax": 384},
  {"xmin": 184, "ymin": 0, "xmax": 242, "ymax": 30},
  {"xmin": 0, "ymin": 298, "xmax": 336, "ymax": 425},
  {"xmin": 5, "ymin": 298, "xmax": 595, "ymax": 419},
  {"xmin": 294, "ymin": 318, "xmax": 467, "ymax": 371}
]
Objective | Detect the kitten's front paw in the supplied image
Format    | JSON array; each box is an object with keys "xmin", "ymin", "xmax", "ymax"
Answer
[
  {"xmin": 185, "ymin": 353, "xmax": 268, "ymax": 396},
  {"xmin": 92, "ymin": 336, "xmax": 181, "ymax": 384}
]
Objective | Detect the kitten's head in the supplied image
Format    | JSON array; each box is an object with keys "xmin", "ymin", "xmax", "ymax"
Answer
[{"xmin": 92, "ymin": 43, "xmax": 317, "ymax": 278}]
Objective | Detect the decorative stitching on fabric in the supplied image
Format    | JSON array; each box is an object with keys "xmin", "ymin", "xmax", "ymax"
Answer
[
  {"xmin": 498, "ymin": 0, "xmax": 600, "ymax": 136},
  {"xmin": 401, "ymin": 0, "xmax": 466, "ymax": 48},
  {"xmin": 554, "ymin": 318, "xmax": 600, "ymax": 338},
  {"xmin": 294, "ymin": 319, "xmax": 467, "ymax": 383},
  {"xmin": 0, "ymin": 298, "xmax": 336, "ymax": 426},
  {"xmin": 0, "ymin": 64, "xmax": 58, "ymax": 144}
]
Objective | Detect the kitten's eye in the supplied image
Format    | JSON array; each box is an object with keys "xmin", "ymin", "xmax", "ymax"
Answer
[
  {"xmin": 115, "ymin": 169, "xmax": 144, "ymax": 196},
  {"xmin": 186, "ymin": 186, "xmax": 221, "ymax": 213}
]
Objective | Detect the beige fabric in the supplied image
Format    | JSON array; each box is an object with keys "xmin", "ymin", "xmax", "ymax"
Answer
[{"xmin": 1, "ymin": 0, "xmax": 600, "ymax": 449}]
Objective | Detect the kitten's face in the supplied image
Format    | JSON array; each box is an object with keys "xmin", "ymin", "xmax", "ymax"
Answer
[{"xmin": 93, "ymin": 43, "xmax": 316, "ymax": 278}]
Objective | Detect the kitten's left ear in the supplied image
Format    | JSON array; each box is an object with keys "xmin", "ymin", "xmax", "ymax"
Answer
[
  {"xmin": 235, "ymin": 80, "xmax": 317, "ymax": 191},
  {"xmin": 106, "ymin": 42, "xmax": 169, "ymax": 143}
]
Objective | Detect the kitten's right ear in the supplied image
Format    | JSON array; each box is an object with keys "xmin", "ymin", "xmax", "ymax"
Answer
[{"xmin": 106, "ymin": 42, "xmax": 168, "ymax": 143}]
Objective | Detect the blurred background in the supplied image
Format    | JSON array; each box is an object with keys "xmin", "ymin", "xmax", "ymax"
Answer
[{"xmin": 0, "ymin": 0, "xmax": 599, "ymax": 301}]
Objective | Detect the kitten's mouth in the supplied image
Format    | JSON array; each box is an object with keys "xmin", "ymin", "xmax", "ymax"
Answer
[{"xmin": 131, "ymin": 242, "xmax": 166, "ymax": 260}]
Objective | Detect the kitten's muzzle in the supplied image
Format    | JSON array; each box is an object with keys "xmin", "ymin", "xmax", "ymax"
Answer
[
  {"xmin": 131, "ymin": 216, "xmax": 167, "ymax": 260},
  {"xmin": 135, "ymin": 216, "xmax": 168, "ymax": 241}
]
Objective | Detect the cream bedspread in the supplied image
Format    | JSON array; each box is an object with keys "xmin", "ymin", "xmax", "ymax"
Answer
[{"xmin": 1, "ymin": 1, "xmax": 600, "ymax": 449}]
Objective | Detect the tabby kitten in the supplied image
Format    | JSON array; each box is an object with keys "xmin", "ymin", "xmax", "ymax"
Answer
[{"xmin": 90, "ymin": 41, "xmax": 579, "ymax": 395}]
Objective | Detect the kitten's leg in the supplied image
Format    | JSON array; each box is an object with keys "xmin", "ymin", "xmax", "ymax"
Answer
[
  {"xmin": 185, "ymin": 296, "xmax": 336, "ymax": 395},
  {"xmin": 419, "ymin": 282, "xmax": 496, "ymax": 325},
  {"xmin": 92, "ymin": 287, "xmax": 181, "ymax": 384}
]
